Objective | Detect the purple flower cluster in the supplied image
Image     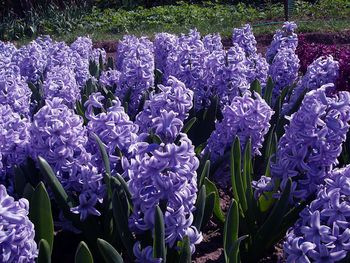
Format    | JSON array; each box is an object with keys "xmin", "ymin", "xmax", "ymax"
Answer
[
  {"xmin": 266, "ymin": 22, "xmax": 298, "ymax": 63},
  {"xmin": 127, "ymin": 132, "xmax": 202, "ymax": 252},
  {"xmin": 135, "ymin": 76, "xmax": 193, "ymax": 135},
  {"xmin": 84, "ymin": 92, "xmax": 139, "ymax": 173},
  {"xmin": 284, "ymin": 165, "xmax": 350, "ymax": 262},
  {"xmin": 0, "ymin": 70, "xmax": 32, "ymax": 116},
  {"xmin": 283, "ymin": 55, "xmax": 339, "ymax": 114},
  {"xmin": 246, "ymin": 53, "xmax": 269, "ymax": 88},
  {"xmin": 206, "ymin": 91, "xmax": 273, "ymax": 161},
  {"xmin": 0, "ymin": 184, "xmax": 38, "ymax": 262},
  {"xmin": 0, "ymin": 105, "xmax": 30, "ymax": 189},
  {"xmin": 232, "ymin": 24, "xmax": 257, "ymax": 57},
  {"xmin": 296, "ymin": 36, "xmax": 350, "ymax": 91},
  {"xmin": 154, "ymin": 33, "xmax": 178, "ymax": 74},
  {"xmin": 116, "ymin": 36, "xmax": 155, "ymax": 116},
  {"xmin": 203, "ymin": 33, "xmax": 223, "ymax": 53},
  {"xmin": 165, "ymin": 29, "xmax": 210, "ymax": 110},
  {"xmin": 271, "ymin": 84, "xmax": 350, "ymax": 202},
  {"xmin": 99, "ymin": 69, "xmax": 121, "ymax": 88},
  {"xmin": 42, "ymin": 65, "xmax": 80, "ymax": 107},
  {"xmin": 269, "ymin": 47, "xmax": 300, "ymax": 100}
]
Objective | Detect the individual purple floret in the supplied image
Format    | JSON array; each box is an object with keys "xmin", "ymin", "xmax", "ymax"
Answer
[
  {"xmin": 252, "ymin": 175, "xmax": 274, "ymax": 200},
  {"xmin": 0, "ymin": 105, "xmax": 31, "ymax": 188},
  {"xmin": 135, "ymin": 76, "xmax": 193, "ymax": 134},
  {"xmin": 266, "ymin": 21, "xmax": 298, "ymax": 63},
  {"xmin": 283, "ymin": 55, "xmax": 339, "ymax": 115},
  {"xmin": 0, "ymin": 72, "xmax": 32, "ymax": 116},
  {"xmin": 127, "ymin": 130, "xmax": 202, "ymax": 252},
  {"xmin": 42, "ymin": 65, "xmax": 80, "ymax": 107},
  {"xmin": 69, "ymin": 160, "xmax": 104, "ymax": 221},
  {"xmin": 116, "ymin": 36, "xmax": 155, "ymax": 116},
  {"xmin": 269, "ymin": 47, "xmax": 300, "ymax": 101},
  {"xmin": 84, "ymin": 92, "xmax": 139, "ymax": 173},
  {"xmin": 0, "ymin": 184, "xmax": 38, "ymax": 262},
  {"xmin": 154, "ymin": 33, "xmax": 178, "ymax": 74},
  {"xmin": 271, "ymin": 84, "xmax": 350, "ymax": 203},
  {"xmin": 232, "ymin": 24, "xmax": 257, "ymax": 57},
  {"xmin": 284, "ymin": 165, "xmax": 350, "ymax": 262},
  {"xmin": 99, "ymin": 69, "xmax": 121, "ymax": 88},
  {"xmin": 133, "ymin": 242, "xmax": 162, "ymax": 263},
  {"xmin": 203, "ymin": 33, "xmax": 223, "ymax": 53},
  {"xmin": 30, "ymin": 98, "xmax": 88, "ymax": 174},
  {"xmin": 206, "ymin": 91, "xmax": 273, "ymax": 161}
]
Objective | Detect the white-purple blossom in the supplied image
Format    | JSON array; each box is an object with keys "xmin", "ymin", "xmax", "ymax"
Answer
[
  {"xmin": 269, "ymin": 47, "xmax": 300, "ymax": 101},
  {"xmin": 284, "ymin": 165, "xmax": 350, "ymax": 262},
  {"xmin": 154, "ymin": 33, "xmax": 178, "ymax": 74},
  {"xmin": 206, "ymin": 91, "xmax": 273, "ymax": 161},
  {"xmin": 42, "ymin": 65, "xmax": 80, "ymax": 107},
  {"xmin": 283, "ymin": 55, "xmax": 339, "ymax": 114},
  {"xmin": 116, "ymin": 36, "xmax": 155, "ymax": 116},
  {"xmin": 266, "ymin": 21, "xmax": 298, "ymax": 63},
  {"xmin": 203, "ymin": 33, "xmax": 223, "ymax": 53},
  {"xmin": 99, "ymin": 69, "xmax": 121, "ymax": 88},
  {"xmin": 0, "ymin": 105, "xmax": 30, "ymax": 189},
  {"xmin": 271, "ymin": 84, "xmax": 350, "ymax": 202},
  {"xmin": 135, "ymin": 76, "xmax": 193, "ymax": 134},
  {"xmin": 127, "ymin": 132, "xmax": 202, "ymax": 252},
  {"xmin": 0, "ymin": 184, "xmax": 38, "ymax": 262},
  {"xmin": 232, "ymin": 24, "xmax": 257, "ymax": 56}
]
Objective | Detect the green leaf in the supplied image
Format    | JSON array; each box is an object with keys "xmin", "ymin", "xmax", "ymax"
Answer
[
  {"xmin": 227, "ymin": 235, "xmax": 249, "ymax": 263},
  {"xmin": 263, "ymin": 77, "xmax": 274, "ymax": 106},
  {"xmin": 204, "ymin": 178, "xmax": 225, "ymax": 223},
  {"xmin": 153, "ymin": 206, "xmax": 166, "ymax": 261},
  {"xmin": 23, "ymin": 183, "xmax": 35, "ymax": 201},
  {"xmin": 29, "ymin": 182, "xmax": 54, "ymax": 252},
  {"xmin": 201, "ymin": 192, "xmax": 215, "ymax": 229},
  {"xmin": 193, "ymin": 185, "xmax": 206, "ymax": 230},
  {"xmin": 38, "ymin": 156, "xmax": 72, "ymax": 215},
  {"xmin": 198, "ymin": 160, "xmax": 210, "ymax": 188},
  {"xmin": 251, "ymin": 178, "xmax": 292, "ymax": 261},
  {"xmin": 97, "ymin": 238, "xmax": 124, "ymax": 263},
  {"xmin": 182, "ymin": 117, "xmax": 197, "ymax": 134},
  {"xmin": 231, "ymin": 137, "xmax": 247, "ymax": 214},
  {"xmin": 37, "ymin": 239, "xmax": 51, "ymax": 263},
  {"xmin": 223, "ymin": 199, "xmax": 239, "ymax": 262},
  {"xmin": 75, "ymin": 241, "xmax": 94, "ymax": 263},
  {"xmin": 92, "ymin": 133, "xmax": 111, "ymax": 177},
  {"xmin": 112, "ymin": 189, "xmax": 134, "ymax": 259},
  {"xmin": 178, "ymin": 236, "xmax": 191, "ymax": 263},
  {"xmin": 250, "ymin": 79, "xmax": 261, "ymax": 95}
]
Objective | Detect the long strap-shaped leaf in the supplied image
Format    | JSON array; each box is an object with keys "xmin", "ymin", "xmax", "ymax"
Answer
[
  {"xmin": 112, "ymin": 189, "xmax": 134, "ymax": 259},
  {"xmin": 204, "ymin": 178, "xmax": 225, "ymax": 223},
  {"xmin": 29, "ymin": 182, "xmax": 54, "ymax": 253},
  {"xmin": 223, "ymin": 199, "xmax": 239, "ymax": 262},
  {"xmin": 193, "ymin": 185, "xmax": 206, "ymax": 230},
  {"xmin": 75, "ymin": 241, "xmax": 94, "ymax": 263},
  {"xmin": 251, "ymin": 178, "xmax": 292, "ymax": 261},
  {"xmin": 97, "ymin": 238, "xmax": 124, "ymax": 263},
  {"xmin": 37, "ymin": 239, "xmax": 51, "ymax": 263},
  {"xmin": 153, "ymin": 206, "xmax": 166, "ymax": 262},
  {"xmin": 179, "ymin": 236, "xmax": 191, "ymax": 263}
]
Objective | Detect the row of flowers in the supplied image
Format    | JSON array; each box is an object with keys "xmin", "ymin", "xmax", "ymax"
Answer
[{"xmin": 0, "ymin": 21, "xmax": 350, "ymax": 262}]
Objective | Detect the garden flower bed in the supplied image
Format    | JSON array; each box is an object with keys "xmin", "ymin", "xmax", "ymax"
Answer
[{"xmin": 1, "ymin": 22, "xmax": 350, "ymax": 263}]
